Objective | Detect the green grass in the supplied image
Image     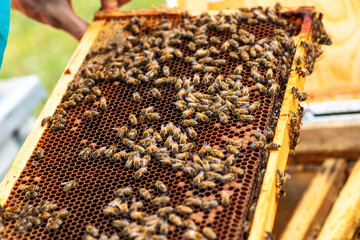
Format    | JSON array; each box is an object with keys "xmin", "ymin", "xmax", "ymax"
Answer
[{"xmin": 0, "ymin": 0, "xmax": 165, "ymax": 116}]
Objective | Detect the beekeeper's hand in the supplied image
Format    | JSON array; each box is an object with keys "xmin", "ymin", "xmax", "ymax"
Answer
[{"xmin": 11, "ymin": 0, "xmax": 130, "ymax": 40}]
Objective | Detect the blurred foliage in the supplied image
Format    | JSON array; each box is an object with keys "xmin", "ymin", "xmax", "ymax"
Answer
[{"xmin": 0, "ymin": 0, "xmax": 165, "ymax": 115}]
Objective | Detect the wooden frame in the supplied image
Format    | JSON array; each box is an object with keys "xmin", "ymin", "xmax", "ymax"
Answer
[
  {"xmin": 0, "ymin": 7, "xmax": 316, "ymax": 239},
  {"xmin": 280, "ymin": 159, "xmax": 346, "ymax": 240},
  {"xmin": 248, "ymin": 8, "xmax": 315, "ymax": 239},
  {"xmin": 0, "ymin": 20, "xmax": 106, "ymax": 206},
  {"xmin": 317, "ymin": 158, "xmax": 360, "ymax": 240}
]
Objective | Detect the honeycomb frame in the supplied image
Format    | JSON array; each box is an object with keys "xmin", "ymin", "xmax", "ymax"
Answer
[{"xmin": 0, "ymin": 7, "xmax": 316, "ymax": 240}]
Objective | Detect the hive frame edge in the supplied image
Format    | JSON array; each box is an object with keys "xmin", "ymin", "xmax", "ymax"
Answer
[{"xmin": 0, "ymin": 20, "xmax": 106, "ymax": 206}]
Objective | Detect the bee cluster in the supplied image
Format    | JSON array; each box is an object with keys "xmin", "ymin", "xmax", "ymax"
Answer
[
  {"xmin": 1, "ymin": 5, "xmax": 331, "ymax": 240},
  {"xmin": 0, "ymin": 201, "xmax": 68, "ymax": 234}
]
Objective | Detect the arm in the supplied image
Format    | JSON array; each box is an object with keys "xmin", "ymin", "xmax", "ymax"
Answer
[{"xmin": 11, "ymin": 0, "xmax": 130, "ymax": 40}]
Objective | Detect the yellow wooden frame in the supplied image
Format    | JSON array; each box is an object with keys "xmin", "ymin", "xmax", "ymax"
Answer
[
  {"xmin": 0, "ymin": 20, "xmax": 106, "ymax": 205},
  {"xmin": 0, "ymin": 7, "xmax": 316, "ymax": 239}
]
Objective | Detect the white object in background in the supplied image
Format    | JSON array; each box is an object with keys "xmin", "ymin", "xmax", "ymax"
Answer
[
  {"xmin": 166, "ymin": 0, "xmax": 178, "ymax": 7},
  {"xmin": 0, "ymin": 75, "xmax": 47, "ymax": 147},
  {"xmin": 0, "ymin": 138, "xmax": 20, "ymax": 182}
]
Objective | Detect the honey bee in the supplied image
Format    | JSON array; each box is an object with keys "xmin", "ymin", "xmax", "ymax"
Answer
[
  {"xmin": 90, "ymin": 147, "xmax": 104, "ymax": 160},
  {"xmin": 79, "ymin": 146, "xmax": 92, "ymax": 160},
  {"xmin": 220, "ymin": 41, "xmax": 230, "ymax": 53},
  {"xmin": 193, "ymin": 63, "xmax": 205, "ymax": 72},
  {"xmin": 126, "ymin": 129, "xmax": 137, "ymax": 140},
  {"xmin": 109, "ymin": 233, "xmax": 120, "ymax": 240},
  {"xmin": 229, "ymin": 51, "xmax": 239, "ymax": 60},
  {"xmin": 184, "ymin": 229, "xmax": 204, "ymax": 239},
  {"xmin": 241, "ymin": 51, "xmax": 250, "ymax": 62},
  {"xmin": 255, "ymin": 83, "xmax": 267, "ymax": 95},
  {"xmin": 265, "ymin": 142, "xmax": 281, "ymax": 150},
  {"xmin": 225, "ymin": 144, "xmax": 240, "ymax": 155},
  {"xmin": 152, "ymin": 196, "xmax": 171, "ymax": 207},
  {"xmin": 104, "ymin": 145, "xmax": 117, "ymax": 158},
  {"xmin": 202, "ymin": 73, "xmax": 213, "ymax": 85},
  {"xmin": 218, "ymin": 112, "xmax": 229, "ymax": 124},
  {"xmin": 201, "ymin": 199, "xmax": 218, "ymax": 210},
  {"xmin": 141, "ymin": 128, "xmax": 153, "ymax": 138},
  {"xmin": 221, "ymin": 173, "xmax": 236, "ymax": 184},
  {"xmin": 41, "ymin": 116, "xmax": 51, "ymax": 127},
  {"xmin": 183, "ymin": 164, "xmax": 197, "ymax": 177},
  {"xmin": 155, "ymin": 181, "xmax": 167, "ymax": 193},
  {"xmin": 239, "ymin": 114, "xmax": 254, "ymax": 123},
  {"xmin": 250, "ymin": 140, "xmax": 265, "ymax": 150},
  {"xmin": 112, "ymin": 219, "xmax": 129, "ymax": 230},
  {"xmin": 116, "ymin": 125, "xmax": 128, "ymax": 139},
  {"xmin": 157, "ymin": 206, "xmax": 174, "ymax": 217},
  {"xmin": 181, "ymin": 119, "xmax": 198, "ymax": 127},
  {"xmin": 123, "ymin": 138, "xmax": 135, "ymax": 149},
  {"xmin": 139, "ymin": 188, "xmax": 151, "ymax": 201},
  {"xmin": 177, "ymin": 133, "xmax": 187, "ymax": 145},
  {"xmin": 202, "ymin": 227, "xmax": 217, "ymax": 240},
  {"xmin": 169, "ymin": 214, "xmax": 182, "ymax": 227},
  {"xmin": 206, "ymin": 47, "xmax": 218, "ymax": 58},
  {"xmin": 114, "ymin": 187, "xmax": 132, "ymax": 198},
  {"xmin": 40, "ymin": 201, "xmax": 58, "ymax": 212},
  {"xmin": 151, "ymin": 132, "xmax": 161, "ymax": 143},
  {"xmin": 171, "ymin": 142, "xmax": 180, "ymax": 154},
  {"xmin": 38, "ymin": 211, "xmax": 51, "ymax": 221},
  {"xmin": 92, "ymin": 87, "xmax": 101, "ymax": 97},
  {"xmin": 188, "ymin": 41, "xmax": 197, "ymax": 52},
  {"xmin": 132, "ymin": 92, "xmax": 142, "ymax": 103},
  {"xmin": 199, "ymin": 57, "xmax": 213, "ymax": 65},
  {"xmin": 84, "ymin": 110, "xmax": 99, "ymax": 120},
  {"xmin": 129, "ymin": 114, "xmax": 138, "ymax": 126},
  {"xmin": 195, "ymin": 112, "xmax": 209, "ymax": 123},
  {"xmin": 98, "ymin": 96, "xmax": 107, "ymax": 111},
  {"xmin": 229, "ymin": 39, "xmax": 239, "ymax": 48},
  {"xmin": 134, "ymin": 167, "xmax": 148, "ymax": 180},
  {"xmin": 268, "ymin": 83, "xmax": 280, "ymax": 96},
  {"xmin": 194, "ymin": 49, "xmax": 209, "ymax": 58},
  {"xmin": 229, "ymin": 166, "xmax": 244, "ymax": 178},
  {"xmin": 192, "ymin": 73, "xmax": 201, "ymax": 86},
  {"xmin": 210, "ymin": 36, "xmax": 221, "ymax": 45},
  {"xmin": 85, "ymin": 94, "xmax": 97, "ymax": 103},
  {"xmin": 86, "ymin": 225, "xmax": 99, "ymax": 237},
  {"xmin": 276, "ymin": 169, "xmax": 290, "ymax": 199},
  {"xmin": 119, "ymin": 202, "xmax": 129, "ymax": 217},
  {"xmin": 46, "ymin": 217, "xmax": 62, "ymax": 231},
  {"xmin": 186, "ymin": 127, "xmax": 197, "ymax": 140},
  {"xmin": 176, "ymin": 205, "xmax": 193, "ymax": 215},
  {"xmin": 34, "ymin": 148, "xmax": 45, "ymax": 159},
  {"xmin": 248, "ymin": 101, "xmax": 261, "ymax": 113},
  {"xmin": 174, "ymin": 49, "xmax": 183, "ymax": 58},
  {"xmin": 199, "ymin": 180, "xmax": 216, "ymax": 190},
  {"xmin": 224, "ymin": 154, "xmax": 235, "ymax": 168},
  {"xmin": 159, "ymin": 220, "xmax": 169, "ymax": 235},
  {"xmin": 52, "ymin": 208, "xmax": 69, "ymax": 219},
  {"xmin": 192, "ymin": 171, "xmax": 205, "ymax": 187},
  {"xmin": 182, "ymin": 108, "xmax": 195, "ymax": 119},
  {"xmin": 151, "ymin": 88, "xmax": 162, "ymax": 100},
  {"xmin": 63, "ymin": 180, "xmax": 77, "ymax": 193},
  {"xmin": 264, "ymin": 68, "xmax": 274, "ymax": 80}
]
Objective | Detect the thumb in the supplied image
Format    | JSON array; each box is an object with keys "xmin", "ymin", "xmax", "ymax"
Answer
[
  {"xmin": 101, "ymin": 0, "xmax": 118, "ymax": 10},
  {"xmin": 44, "ymin": 3, "xmax": 89, "ymax": 40}
]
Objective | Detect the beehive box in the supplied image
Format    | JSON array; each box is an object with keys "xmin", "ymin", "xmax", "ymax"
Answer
[{"xmin": 0, "ymin": 6, "xmax": 328, "ymax": 240}]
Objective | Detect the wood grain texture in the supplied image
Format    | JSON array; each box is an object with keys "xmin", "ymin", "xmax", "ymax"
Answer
[
  {"xmin": 317, "ymin": 158, "xmax": 360, "ymax": 240},
  {"xmin": 280, "ymin": 159, "xmax": 346, "ymax": 240},
  {"xmin": 290, "ymin": 119, "xmax": 360, "ymax": 163},
  {"xmin": 206, "ymin": 0, "xmax": 360, "ymax": 100},
  {"xmin": 0, "ymin": 20, "xmax": 105, "ymax": 206},
  {"xmin": 248, "ymin": 42, "xmax": 311, "ymax": 240}
]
